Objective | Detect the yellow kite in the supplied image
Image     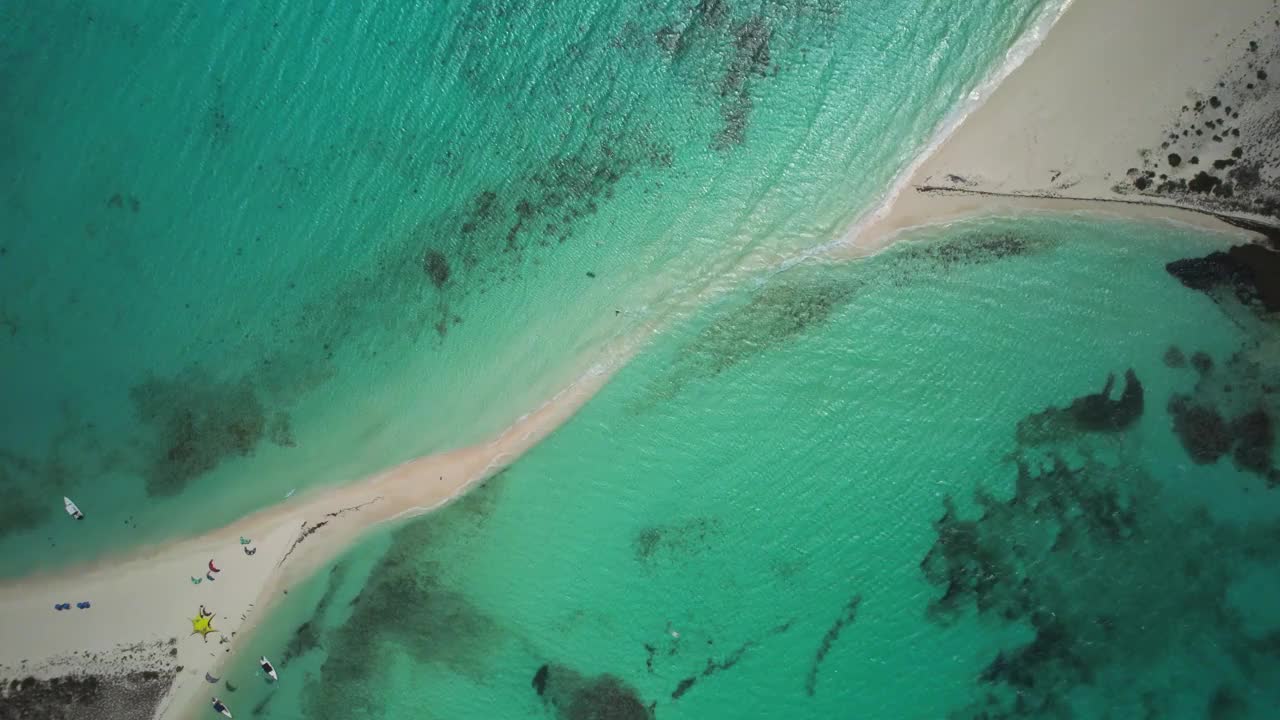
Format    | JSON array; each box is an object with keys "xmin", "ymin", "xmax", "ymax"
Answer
[{"xmin": 191, "ymin": 614, "xmax": 217, "ymax": 640}]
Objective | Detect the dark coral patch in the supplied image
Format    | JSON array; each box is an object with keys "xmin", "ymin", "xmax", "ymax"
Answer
[
  {"xmin": 1230, "ymin": 408, "xmax": 1274, "ymax": 474},
  {"xmin": 1168, "ymin": 392, "xmax": 1276, "ymax": 474},
  {"xmin": 282, "ymin": 563, "xmax": 349, "ymax": 662},
  {"xmin": 671, "ymin": 675, "xmax": 696, "ymax": 699},
  {"xmin": 1163, "ymin": 345, "xmax": 1187, "ymax": 368},
  {"xmin": 923, "ymin": 428, "xmax": 1280, "ymax": 718},
  {"xmin": 304, "ymin": 519, "xmax": 500, "ymax": 719},
  {"xmin": 639, "ymin": 276, "xmax": 857, "ymax": 410},
  {"xmin": 656, "ymin": 0, "xmax": 842, "ymax": 151},
  {"xmin": 532, "ymin": 664, "xmax": 652, "ymax": 720},
  {"xmin": 713, "ymin": 16, "xmax": 774, "ymax": 150},
  {"xmin": 668, "ymin": 621, "xmax": 792, "ymax": 701},
  {"xmin": 1208, "ymin": 685, "xmax": 1250, "ymax": 720},
  {"xmin": 423, "ymin": 250, "xmax": 451, "ymax": 288},
  {"xmin": 633, "ymin": 516, "xmax": 721, "ymax": 563},
  {"xmin": 130, "ymin": 372, "xmax": 279, "ymax": 496},
  {"xmin": 459, "ymin": 190, "xmax": 500, "ymax": 238},
  {"xmin": 532, "ymin": 664, "xmax": 550, "ymax": 695},
  {"xmin": 805, "ymin": 595, "xmax": 861, "ymax": 696},
  {"xmin": 1168, "ymin": 395, "xmax": 1233, "ymax": 464},
  {"xmin": 0, "ymin": 479, "xmax": 49, "ymax": 541},
  {"xmin": 909, "ymin": 233, "xmax": 1027, "ymax": 264},
  {"xmin": 1191, "ymin": 351, "xmax": 1214, "ymax": 375},
  {"xmin": 1016, "ymin": 370, "xmax": 1144, "ymax": 445},
  {"xmin": 1167, "ymin": 243, "xmax": 1280, "ymax": 312}
]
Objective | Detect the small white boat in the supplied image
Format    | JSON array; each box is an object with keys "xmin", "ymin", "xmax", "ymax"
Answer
[
  {"xmin": 260, "ymin": 656, "xmax": 278, "ymax": 681},
  {"xmin": 211, "ymin": 697, "xmax": 232, "ymax": 718},
  {"xmin": 63, "ymin": 497, "xmax": 84, "ymax": 520}
]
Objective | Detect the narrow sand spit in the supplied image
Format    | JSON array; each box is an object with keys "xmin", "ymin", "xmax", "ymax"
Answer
[
  {"xmin": 0, "ymin": 363, "xmax": 614, "ymax": 720},
  {"xmin": 3, "ymin": 0, "xmax": 1279, "ymax": 718}
]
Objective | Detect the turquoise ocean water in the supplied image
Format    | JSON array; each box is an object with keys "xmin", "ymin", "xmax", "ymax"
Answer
[
  {"xmin": 219, "ymin": 215, "xmax": 1280, "ymax": 720},
  {"xmin": 7, "ymin": 2, "xmax": 1280, "ymax": 719},
  {"xmin": 0, "ymin": 0, "xmax": 1054, "ymax": 576}
]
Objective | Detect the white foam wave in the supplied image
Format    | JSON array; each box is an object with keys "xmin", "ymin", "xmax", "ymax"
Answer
[{"xmin": 818, "ymin": 0, "xmax": 1076, "ymax": 256}]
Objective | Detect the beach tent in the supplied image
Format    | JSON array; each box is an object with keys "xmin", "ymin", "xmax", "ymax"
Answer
[{"xmin": 191, "ymin": 614, "xmax": 217, "ymax": 639}]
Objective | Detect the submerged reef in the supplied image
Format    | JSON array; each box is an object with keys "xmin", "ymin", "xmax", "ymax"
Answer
[
  {"xmin": 654, "ymin": 0, "xmax": 842, "ymax": 150},
  {"xmin": 532, "ymin": 663, "xmax": 653, "ymax": 720},
  {"xmin": 281, "ymin": 562, "xmax": 349, "ymax": 663},
  {"xmin": 895, "ymin": 227, "xmax": 1051, "ymax": 269},
  {"xmin": 1165, "ymin": 236, "xmax": 1280, "ymax": 485},
  {"xmin": 1165, "ymin": 347, "xmax": 1279, "ymax": 484},
  {"xmin": 665, "ymin": 621, "xmax": 793, "ymax": 702},
  {"xmin": 922, "ymin": 369, "xmax": 1280, "ymax": 717},
  {"xmin": 303, "ymin": 519, "xmax": 501, "ymax": 719},
  {"xmin": 637, "ymin": 276, "xmax": 857, "ymax": 409},
  {"xmin": 1015, "ymin": 369, "xmax": 1144, "ymax": 445},
  {"xmin": 1166, "ymin": 242, "xmax": 1280, "ymax": 313},
  {"xmin": 633, "ymin": 516, "xmax": 722, "ymax": 565},
  {"xmin": 130, "ymin": 370, "xmax": 293, "ymax": 497},
  {"xmin": 0, "ymin": 477, "xmax": 49, "ymax": 541},
  {"xmin": 805, "ymin": 595, "xmax": 861, "ymax": 697}
]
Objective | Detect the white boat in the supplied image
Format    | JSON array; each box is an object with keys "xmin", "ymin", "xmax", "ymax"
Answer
[
  {"xmin": 260, "ymin": 656, "xmax": 278, "ymax": 681},
  {"xmin": 63, "ymin": 497, "xmax": 84, "ymax": 520},
  {"xmin": 211, "ymin": 697, "xmax": 232, "ymax": 718}
]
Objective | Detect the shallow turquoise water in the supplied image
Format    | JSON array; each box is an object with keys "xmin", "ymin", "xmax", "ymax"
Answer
[
  {"xmin": 222, "ymin": 215, "xmax": 1280, "ymax": 720},
  {"xmin": 0, "ymin": 0, "xmax": 1052, "ymax": 576}
]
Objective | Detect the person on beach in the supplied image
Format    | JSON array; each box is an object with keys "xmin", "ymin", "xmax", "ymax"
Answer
[{"xmin": 200, "ymin": 605, "xmax": 213, "ymax": 618}]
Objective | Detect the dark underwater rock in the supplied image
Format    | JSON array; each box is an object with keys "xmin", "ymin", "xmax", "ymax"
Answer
[
  {"xmin": 1169, "ymin": 395, "xmax": 1233, "ymax": 464},
  {"xmin": 1192, "ymin": 351, "xmax": 1215, "ymax": 375},
  {"xmin": 1166, "ymin": 243, "xmax": 1280, "ymax": 312},
  {"xmin": 1163, "ymin": 345, "xmax": 1187, "ymax": 368},
  {"xmin": 1230, "ymin": 408, "xmax": 1274, "ymax": 473},
  {"xmin": 805, "ymin": 595, "xmax": 861, "ymax": 696},
  {"xmin": 130, "ymin": 372, "xmax": 276, "ymax": 497},
  {"xmin": 304, "ymin": 519, "xmax": 500, "ymax": 719},
  {"xmin": 531, "ymin": 664, "xmax": 652, "ymax": 720},
  {"xmin": 423, "ymin": 250, "xmax": 451, "ymax": 288},
  {"xmin": 1016, "ymin": 370, "xmax": 1144, "ymax": 445}
]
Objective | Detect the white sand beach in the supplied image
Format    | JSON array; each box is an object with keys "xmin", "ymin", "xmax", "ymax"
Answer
[
  {"xmin": 0, "ymin": 363, "xmax": 614, "ymax": 720},
  {"xmin": 852, "ymin": 0, "xmax": 1280, "ymax": 253},
  {"xmin": 2, "ymin": 0, "xmax": 1278, "ymax": 718}
]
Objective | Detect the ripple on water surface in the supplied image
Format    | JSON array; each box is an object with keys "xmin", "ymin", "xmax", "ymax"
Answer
[{"xmin": 220, "ymin": 216, "xmax": 1280, "ymax": 719}]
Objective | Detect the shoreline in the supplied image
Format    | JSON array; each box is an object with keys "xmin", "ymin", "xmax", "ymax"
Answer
[
  {"xmin": 849, "ymin": 186, "xmax": 1278, "ymax": 258},
  {"xmin": 3, "ymin": 0, "xmax": 1279, "ymax": 717},
  {"xmin": 844, "ymin": 0, "xmax": 1280, "ymax": 257},
  {"xmin": 0, "ymin": 352, "xmax": 623, "ymax": 720}
]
